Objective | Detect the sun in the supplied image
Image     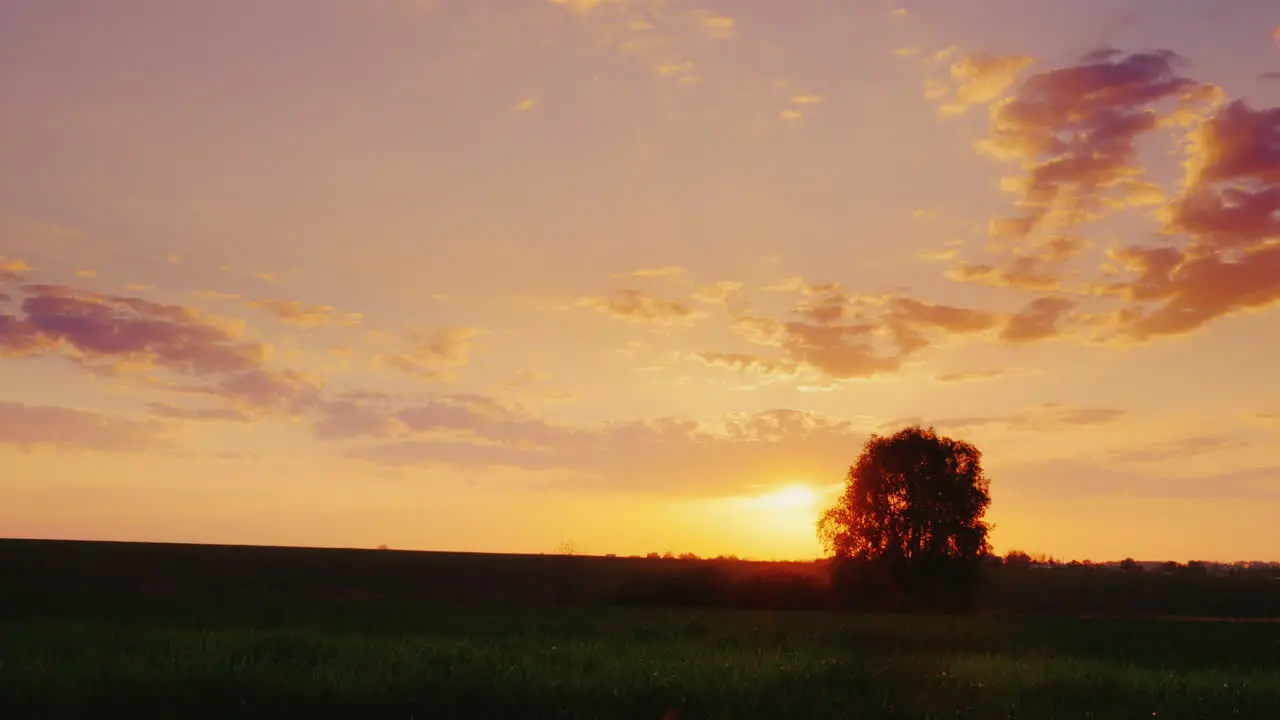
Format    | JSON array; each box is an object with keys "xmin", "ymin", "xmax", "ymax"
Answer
[{"xmin": 755, "ymin": 485, "xmax": 820, "ymax": 509}]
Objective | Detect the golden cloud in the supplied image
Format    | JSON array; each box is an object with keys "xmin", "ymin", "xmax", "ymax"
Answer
[
  {"xmin": 0, "ymin": 256, "xmax": 31, "ymax": 283},
  {"xmin": 375, "ymin": 326, "xmax": 485, "ymax": 381},
  {"xmin": 0, "ymin": 402, "xmax": 173, "ymax": 453},
  {"xmin": 978, "ymin": 50, "xmax": 1212, "ymax": 237},
  {"xmin": 575, "ymin": 289, "xmax": 702, "ymax": 325},
  {"xmin": 244, "ymin": 299, "xmax": 363, "ymax": 327},
  {"xmin": 620, "ymin": 266, "xmax": 687, "ymax": 279},
  {"xmin": 936, "ymin": 52, "xmax": 1033, "ymax": 117},
  {"xmin": 691, "ymin": 281, "xmax": 743, "ymax": 303}
]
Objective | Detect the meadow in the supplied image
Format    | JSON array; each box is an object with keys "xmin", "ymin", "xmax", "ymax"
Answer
[
  {"xmin": 3, "ymin": 540, "xmax": 1279, "ymax": 718},
  {"xmin": 3, "ymin": 594, "xmax": 1280, "ymax": 719}
]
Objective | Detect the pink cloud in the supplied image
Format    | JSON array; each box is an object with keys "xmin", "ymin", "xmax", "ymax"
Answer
[{"xmin": 0, "ymin": 402, "xmax": 172, "ymax": 452}]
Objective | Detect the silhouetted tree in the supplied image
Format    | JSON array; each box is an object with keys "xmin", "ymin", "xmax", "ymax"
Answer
[
  {"xmin": 1119, "ymin": 557, "xmax": 1143, "ymax": 573},
  {"xmin": 817, "ymin": 425, "xmax": 992, "ymax": 611},
  {"xmin": 1004, "ymin": 550, "xmax": 1033, "ymax": 570}
]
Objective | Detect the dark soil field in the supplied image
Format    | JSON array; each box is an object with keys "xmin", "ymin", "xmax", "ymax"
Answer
[{"xmin": 3, "ymin": 540, "xmax": 1279, "ymax": 719}]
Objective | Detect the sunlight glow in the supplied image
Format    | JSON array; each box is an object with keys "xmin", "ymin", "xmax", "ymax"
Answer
[{"xmin": 753, "ymin": 485, "xmax": 820, "ymax": 509}]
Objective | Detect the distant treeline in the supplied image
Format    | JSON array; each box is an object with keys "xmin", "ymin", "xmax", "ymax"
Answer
[{"xmin": 2, "ymin": 540, "xmax": 1278, "ymax": 618}]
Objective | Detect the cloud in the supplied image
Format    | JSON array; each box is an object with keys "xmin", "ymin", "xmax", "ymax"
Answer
[
  {"xmin": 374, "ymin": 326, "xmax": 484, "ymax": 381},
  {"xmin": 934, "ymin": 368, "xmax": 1008, "ymax": 383},
  {"xmin": 713, "ymin": 284, "xmax": 1001, "ymax": 381},
  {"xmin": 619, "ymin": 266, "xmax": 686, "ymax": 279},
  {"xmin": 0, "ymin": 283, "xmax": 320, "ymax": 415},
  {"xmin": 512, "ymin": 96, "xmax": 540, "ymax": 112},
  {"xmin": 948, "ymin": 48, "xmax": 1280, "ymax": 344},
  {"xmin": 243, "ymin": 299, "xmax": 362, "ymax": 327},
  {"xmin": 219, "ymin": 265, "xmax": 279, "ymax": 284},
  {"xmin": 205, "ymin": 368, "xmax": 321, "ymax": 414},
  {"xmin": 1107, "ymin": 434, "xmax": 1246, "ymax": 464},
  {"xmin": 0, "ymin": 313, "xmax": 55, "ymax": 357},
  {"xmin": 779, "ymin": 109, "xmax": 803, "ymax": 121},
  {"xmin": 575, "ymin": 289, "xmax": 702, "ymax": 325},
  {"xmin": 791, "ymin": 95, "xmax": 826, "ymax": 105},
  {"xmin": 0, "ymin": 256, "xmax": 31, "ymax": 283},
  {"xmin": 696, "ymin": 353, "xmax": 800, "ymax": 377},
  {"xmin": 331, "ymin": 396, "xmax": 870, "ymax": 495},
  {"xmin": 934, "ymin": 52, "xmax": 1034, "ymax": 117},
  {"xmin": 0, "ymin": 402, "xmax": 172, "ymax": 453},
  {"xmin": 999, "ymin": 296, "xmax": 1076, "ymax": 343},
  {"xmin": 148, "ymin": 403, "xmax": 256, "ymax": 423},
  {"xmin": 547, "ymin": 0, "xmax": 610, "ymax": 12},
  {"xmin": 685, "ymin": 9, "xmax": 735, "ymax": 39},
  {"xmin": 1260, "ymin": 72, "xmax": 1280, "ymax": 83},
  {"xmin": 19, "ymin": 289, "xmax": 262, "ymax": 375},
  {"xmin": 691, "ymin": 281, "xmax": 742, "ymax": 303},
  {"xmin": 1103, "ymin": 100, "xmax": 1280, "ymax": 341},
  {"xmin": 999, "ymin": 458, "xmax": 1280, "ymax": 500},
  {"xmin": 1248, "ymin": 413, "xmax": 1280, "ymax": 432},
  {"xmin": 979, "ymin": 50, "xmax": 1214, "ymax": 237},
  {"xmin": 548, "ymin": 0, "xmax": 737, "ymax": 86},
  {"xmin": 947, "ymin": 235, "xmax": 1090, "ymax": 291},
  {"xmin": 930, "ymin": 403, "xmax": 1126, "ymax": 432}
]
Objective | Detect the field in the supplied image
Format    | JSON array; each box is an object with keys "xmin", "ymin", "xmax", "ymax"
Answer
[
  {"xmin": 3, "ymin": 540, "xmax": 1280, "ymax": 718},
  {"xmin": 4, "ymin": 595, "xmax": 1280, "ymax": 719}
]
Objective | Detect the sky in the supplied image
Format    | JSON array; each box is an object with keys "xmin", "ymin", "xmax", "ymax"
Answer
[{"xmin": 2, "ymin": 0, "xmax": 1279, "ymax": 562}]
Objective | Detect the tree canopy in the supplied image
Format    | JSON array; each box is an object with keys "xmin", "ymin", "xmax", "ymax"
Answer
[{"xmin": 817, "ymin": 425, "xmax": 992, "ymax": 608}]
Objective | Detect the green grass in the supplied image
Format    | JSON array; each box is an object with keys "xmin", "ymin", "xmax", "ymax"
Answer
[{"xmin": 2, "ymin": 596, "xmax": 1278, "ymax": 719}]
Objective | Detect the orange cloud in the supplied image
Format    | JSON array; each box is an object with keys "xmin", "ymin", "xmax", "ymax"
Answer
[
  {"xmin": 931, "ymin": 403, "xmax": 1126, "ymax": 432},
  {"xmin": 685, "ymin": 9, "xmax": 735, "ymax": 39},
  {"xmin": 999, "ymin": 296, "xmax": 1076, "ymax": 343},
  {"xmin": 696, "ymin": 353, "xmax": 800, "ymax": 377},
  {"xmin": 935, "ymin": 52, "xmax": 1033, "ymax": 117},
  {"xmin": 0, "ymin": 401, "xmax": 172, "ymax": 452},
  {"xmin": 576, "ymin": 290, "xmax": 702, "ymax": 325},
  {"xmin": 715, "ymin": 284, "xmax": 1002, "ymax": 381},
  {"xmin": 0, "ymin": 256, "xmax": 31, "ymax": 283},
  {"xmin": 619, "ymin": 266, "xmax": 687, "ymax": 279},
  {"xmin": 948, "ymin": 235, "xmax": 1089, "ymax": 290},
  {"xmin": 0, "ymin": 312, "xmax": 54, "ymax": 357},
  {"xmin": 244, "ymin": 299, "xmax": 363, "ymax": 327},
  {"xmin": 1105, "ymin": 101, "xmax": 1280, "ymax": 340},
  {"xmin": 549, "ymin": 0, "xmax": 739, "ymax": 87},
  {"xmin": 980, "ymin": 50, "xmax": 1211, "ymax": 237},
  {"xmin": 934, "ymin": 368, "xmax": 1008, "ymax": 383},
  {"xmin": 148, "ymin": 403, "xmax": 256, "ymax": 423},
  {"xmin": 334, "ymin": 397, "xmax": 868, "ymax": 495},
  {"xmin": 1107, "ymin": 434, "xmax": 1245, "ymax": 463},
  {"xmin": 375, "ymin": 326, "xmax": 484, "ymax": 381},
  {"xmin": 691, "ymin": 281, "xmax": 742, "ymax": 303}
]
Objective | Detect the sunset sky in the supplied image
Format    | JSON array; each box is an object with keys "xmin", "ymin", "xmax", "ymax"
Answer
[{"xmin": 3, "ymin": 0, "xmax": 1279, "ymax": 562}]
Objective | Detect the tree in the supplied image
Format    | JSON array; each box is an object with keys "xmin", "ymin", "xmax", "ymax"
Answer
[
  {"xmin": 817, "ymin": 425, "xmax": 992, "ymax": 610},
  {"xmin": 1119, "ymin": 557, "xmax": 1143, "ymax": 573},
  {"xmin": 1004, "ymin": 550, "xmax": 1033, "ymax": 570}
]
